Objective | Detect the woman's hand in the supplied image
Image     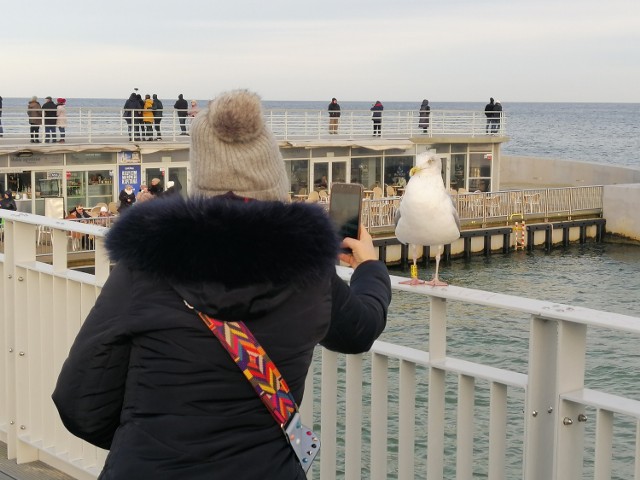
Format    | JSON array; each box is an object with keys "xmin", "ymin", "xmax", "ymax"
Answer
[{"xmin": 338, "ymin": 225, "xmax": 377, "ymax": 268}]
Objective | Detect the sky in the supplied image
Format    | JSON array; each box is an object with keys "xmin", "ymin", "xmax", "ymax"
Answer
[{"xmin": 2, "ymin": 0, "xmax": 639, "ymax": 103}]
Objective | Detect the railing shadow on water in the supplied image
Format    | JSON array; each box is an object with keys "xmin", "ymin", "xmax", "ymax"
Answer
[{"xmin": 1, "ymin": 210, "xmax": 638, "ymax": 480}]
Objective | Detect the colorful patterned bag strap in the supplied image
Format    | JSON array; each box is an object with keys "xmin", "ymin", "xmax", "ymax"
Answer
[{"xmin": 186, "ymin": 302, "xmax": 297, "ymax": 427}]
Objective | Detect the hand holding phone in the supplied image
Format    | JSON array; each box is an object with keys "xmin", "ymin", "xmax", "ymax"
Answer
[
  {"xmin": 328, "ymin": 183, "xmax": 364, "ymax": 248},
  {"xmin": 338, "ymin": 226, "xmax": 377, "ymax": 268}
]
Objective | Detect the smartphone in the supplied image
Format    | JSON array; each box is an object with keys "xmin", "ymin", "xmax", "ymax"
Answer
[{"xmin": 329, "ymin": 183, "xmax": 364, "ymax": 248}]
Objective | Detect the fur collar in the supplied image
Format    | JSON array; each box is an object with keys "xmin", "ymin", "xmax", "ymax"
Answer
[{"xmin": 106, "ymin": 195, "xmax": 339, "ymax": 289}]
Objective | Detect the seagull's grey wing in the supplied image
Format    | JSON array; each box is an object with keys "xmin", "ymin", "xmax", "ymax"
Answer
[{"xmin": 449, "ymin": 194, "xmax": 461, "ymax": 232}]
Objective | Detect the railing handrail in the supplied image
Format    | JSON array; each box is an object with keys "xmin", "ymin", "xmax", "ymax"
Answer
[{"xmin": 0, "ymin": 106, "xmax": 507, "ymax": 144}]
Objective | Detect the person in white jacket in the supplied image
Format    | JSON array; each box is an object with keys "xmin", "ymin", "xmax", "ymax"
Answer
[{"xmin": 56, "ymin": 98, "xmax": 68, "ymax": 143}]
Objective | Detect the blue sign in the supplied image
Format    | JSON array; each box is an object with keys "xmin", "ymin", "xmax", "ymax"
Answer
[{"xmin": 118, "ymin": 165, "xmax": 141, "ymax": 194}]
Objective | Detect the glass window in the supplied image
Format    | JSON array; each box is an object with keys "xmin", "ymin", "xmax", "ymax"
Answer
[
  {"xmin": 351, "ymin": 157, "xmax": 382, "ymax": 189},
  {"xmin": 331, "ymin": 162, "xmax": 347, "ymax": 184},
  {"xmin": 468, "ymin": 153, "xmax": 492, "ymax": 192},
  {"xmin": 384, "ymin": 156, "xmax": 412, "ymax": 187},
  {"xmin": 469, "ymin": 153, "xmax": 492, "ymax": 176},
  {"xmin": 451, "ymin": 154, "xmax": 467, "ymax": 191},
  {"xmin": 66, "ymin": 171, "xmax": 86, "ymax": 211},
  {"xmin": 87, "ymin": 169, "xmax": 114, "ymax": 206},
  {"xmin": 284, "ymin": 159, "xmax": 308, "ymax": 194},
  {"xmin": 312, "ymin": 162, "xmax": 329, "ymax": 190},
  {"xmin": 35, "ymin": 171, "xmax": 63, "ymax": 198}
]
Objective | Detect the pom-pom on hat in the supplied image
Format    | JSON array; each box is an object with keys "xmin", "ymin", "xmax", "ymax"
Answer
[{"xmin": 189, "ymin": 89, "xmax": 289, "ymax": 202}]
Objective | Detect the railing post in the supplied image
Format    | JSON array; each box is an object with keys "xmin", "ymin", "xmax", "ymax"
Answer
[
  {"xmin": 345, "ymin": 355, "xmax": 363, "ymax": 480},
  {"xmin": 5, "ymin": 221, "xmax": 39, "ymax": 463},
  {"xmin": 524, "ymin": 315, "xmax": 559, "ymax": 479},
  {"xmin": 370, "ymin": 353, "xmax": 388, "ymax": 480},
  {"xmin": 87, "ymin": 110, "xmax": 92, "ymax": 143},
  {"xmin": 427, "ymin": 297, "xmax": 447, "ymax": 479},
  {"xmin": 554, "ymin": 320, "xmax": 587, "ymax": 479}
]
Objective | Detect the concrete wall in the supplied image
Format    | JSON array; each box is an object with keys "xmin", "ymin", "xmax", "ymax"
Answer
[
  {"xmin": 500, "ymin": 155, "xmax": 640, "ymax": 189},
  {"xmin": 603, "ymin": 184, "xmax": 640, "ymax": 242}
]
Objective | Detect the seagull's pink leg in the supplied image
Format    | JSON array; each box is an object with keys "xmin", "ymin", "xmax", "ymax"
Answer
[{"xmin": 426, "ymin": 245, "xmax": 448, "ymax": 286}]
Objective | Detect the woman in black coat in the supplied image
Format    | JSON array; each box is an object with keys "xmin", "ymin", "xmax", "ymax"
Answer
[
  {"xmin": 418, "ymin": 99, "xmax": 430, "ymax": 132},
  {"xmin": 53, "ymin": 194, "xmax": 391, "ymax": 479},
  {"xmin": 118, "ymin": 185, "xmax": 136, "ymax": 212}
]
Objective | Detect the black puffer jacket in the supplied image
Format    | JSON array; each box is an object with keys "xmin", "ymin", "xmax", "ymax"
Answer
[{"xmin": 52, "ymin": 194, "xmax": 391, "ymax": 479}]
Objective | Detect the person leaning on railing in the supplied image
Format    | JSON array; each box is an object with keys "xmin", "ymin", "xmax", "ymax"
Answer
[{"xmin": 52, "ymin": 89, "xmax": 392, "ymax": 479}]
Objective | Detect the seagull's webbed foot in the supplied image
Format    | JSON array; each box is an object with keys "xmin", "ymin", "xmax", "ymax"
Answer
[
  {"xmin": 400, "ymin": 277, "xmax": 426, "ymax": 286},
  {"xmin": 426, "ymin": 276, "xmax": 449, "ymax": 287}
]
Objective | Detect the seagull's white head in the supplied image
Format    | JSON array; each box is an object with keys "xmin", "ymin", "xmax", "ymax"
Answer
[{"xmin": 410, "ymin": 152, "xmax": 441, "ymax": 177}]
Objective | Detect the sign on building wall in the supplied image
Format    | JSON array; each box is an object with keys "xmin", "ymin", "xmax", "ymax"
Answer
[{"xmin": 118, "ymin": 165, "xmax": 141, "ymax": 195}]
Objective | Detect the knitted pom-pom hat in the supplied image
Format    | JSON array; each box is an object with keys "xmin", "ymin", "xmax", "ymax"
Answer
[{"xmin": 189, "ymin": 89, "xmax": 289, "ymax": 202}]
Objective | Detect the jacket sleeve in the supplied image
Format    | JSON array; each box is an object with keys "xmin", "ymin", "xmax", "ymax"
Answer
[
  {"xmin": 51, "ymin": 265, "xmax": 134, "ymax": 449},
  {"xmin": 321, "ymin": 260, "xmax": 391, "ymax": 353}
]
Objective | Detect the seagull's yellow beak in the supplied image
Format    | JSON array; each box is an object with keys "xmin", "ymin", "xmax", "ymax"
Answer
[{"xmin": 410, "ymin": 166, "xmax": 421, "ymax": 177}]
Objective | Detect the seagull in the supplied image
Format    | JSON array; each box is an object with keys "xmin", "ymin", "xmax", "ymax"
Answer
[{"xmin": 395, "ymin": 152, "xmax": 461, "ymax": 286}]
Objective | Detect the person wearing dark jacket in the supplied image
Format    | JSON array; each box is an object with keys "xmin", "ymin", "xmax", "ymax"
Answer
[
  {"xmin": 52, "ymin": 89, "xmax": 391, "ymax": 480},
  {"xmin": 418, "ymin": 99, "xmax": 430, "ymax": 133},
  {"xmin": 328, "ymin": 97, "xmax": 340, "ymax": 134},
  {"xmin": 123, "ymin": 93, "xmax": 141, "ymax": 141},
  {"xmin": 492, "ymin": 99, "xmax": 503, "ymax": 134},
  {"xmin": 370, "ymin": 100, "xmax": 383, "ymax": 136},
  {"xmin": 27, "ymin": 96, "xmax": 42, "ymax": 143},
  {"xmin": 484, "ymin": 97, "xmax": 495, "ymax": 133},
  {"xmin": 42, "ymin": 96, "xmax": 57, "ymax": 143},
  {"xmin": 152, "ymin": 94, "xmax": 163, "ymax": 140},
  {"xmin": 0, "ymin": 190, "xmax": 16, "ymax": 210},
  {"xmin": 118, "ymin": 184, "xmax": 136, "ymax": 212},
  {"xmin": 174, "ymin": 93, "xmax": 189, "ymax": 135}
]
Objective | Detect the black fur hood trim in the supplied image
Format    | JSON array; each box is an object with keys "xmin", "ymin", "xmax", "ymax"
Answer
[{"xmin": 106, "ymin": 195, "xmax": 340, "ymax": 289}]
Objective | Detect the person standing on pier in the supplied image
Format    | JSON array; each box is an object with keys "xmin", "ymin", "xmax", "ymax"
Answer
[
  {"xmin": 56, "ymin": 98, "xmax": 67, "ymax": 143},
  {"xmin": 484, "ymin": 97, "xmax": 495, "ymax": 133},
  {"xmin": 123, "ymin": 93, "xmax": 140, "ymax": 141},
  {"xmin": 53, "ymin": 88, "xmax": 391, "ymax": 479},
  {"xmin": 418, "ymin": 99, "xmax": 430, "ymax": 133},
  {"xmin": 492, "ymin": 99, "xmax": 503, "ymax": 134},
  {"xmin": 371, "ymin": 100, "xmax": 383, "ymax": 136},
  {"xmin": 42, "ymin": 96, "xmax": 57, "ymax": 143},
  {"xmin": 152, "ymin": 94, "xmax": 163, "ymax": 140},
  {"xmin": 142, "ymin": 94, "xmax": 154, "ymax": 140},
  {"xmin": 174, "ymin": 93, "xmax": 188, "ymax": 135},
  {"xmin": 328, "ymin": 97, "xmax": 341, "ymax": 134},
  {"xmin": 27, "ymin": 96, "xmax": 42, "ymax": 143}
]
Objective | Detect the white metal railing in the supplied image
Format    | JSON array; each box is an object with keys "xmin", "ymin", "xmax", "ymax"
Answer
[
  {"xmin": 360, "ymin": 185, "xmax": 603, "ymax": 231},
  {"xmin": 0, "ymin": 107, "xmax": 506, "ymax": 144},
  {"xmin": 2, "ymin": 210, "xmax": 637, "ymax": 479}
]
